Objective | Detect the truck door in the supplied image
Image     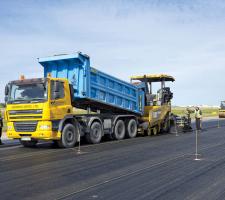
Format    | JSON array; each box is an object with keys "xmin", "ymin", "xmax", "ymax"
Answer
[{"xmin": 50, "ymin": 80, "xmax": 69, "ymax": 120}]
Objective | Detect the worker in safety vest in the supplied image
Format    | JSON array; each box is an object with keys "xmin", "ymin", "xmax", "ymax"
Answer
[
  {"xmin": 195, "ymin": 107, "xmax": 202, "ymax": 131},
  {"xmin": 185, "ymin": 107, "xmax": 191, "ymax": 125}
]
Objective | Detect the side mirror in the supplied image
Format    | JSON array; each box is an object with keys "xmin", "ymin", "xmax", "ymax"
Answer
[
  {"xmin": 5, "ymin": 84, "xmax": 9, "ymax": 96},
  {"xmin": 53, "ymin": 81, "xmax": 60, "ymax": 92},
  {"xmin": 69, "ymin": 84, "xmax": 74, "ymax": 96},
  {"xmin": 4, "ymin": 84, "xmax": 9, "ymax": 103},
  {"xmin": 4, "ymin": 96, "xmax": 8, "ymax": 103}
]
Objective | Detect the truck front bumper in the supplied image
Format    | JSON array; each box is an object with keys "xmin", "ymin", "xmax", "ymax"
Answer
[{"xmin": 7, "ymin": 121, "xmax": 61, "ymax": 140}]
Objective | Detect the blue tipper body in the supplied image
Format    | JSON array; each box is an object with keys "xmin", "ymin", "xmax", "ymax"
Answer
[{"xmin": 38, "ymin": 52, "xmax": 144, "ymax": 115}]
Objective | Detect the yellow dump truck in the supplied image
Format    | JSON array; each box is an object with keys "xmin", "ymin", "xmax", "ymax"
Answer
[{"xmin": 4, "ymin": 53, "xmax": 175, "ymax": 148}]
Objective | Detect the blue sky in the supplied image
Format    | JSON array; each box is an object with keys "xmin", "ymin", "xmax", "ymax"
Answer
[{"xmin": 0, "ymin": 0, "xmax": 225, "ymax": 105}]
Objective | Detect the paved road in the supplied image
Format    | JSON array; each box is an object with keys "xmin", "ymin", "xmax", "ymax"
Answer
[{"xmin": 1, "ymin": 119, "xmax": 225, "ymax": 200}]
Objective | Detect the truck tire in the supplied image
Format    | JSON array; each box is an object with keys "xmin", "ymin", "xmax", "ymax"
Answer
[
  {"xmin": 126, "ymin": 119, "xmax": 137, "ymax": 138},
  {"xmin": 57, "ymin": 123, "xmax": 77, "ymax": 148},
  {"xmin": 20, "ymin": 140, "xmax": 37, "ymax": 147},
  {"xmin": 86, "ymin": 121, "xmax": 102, "ymax": 144},
  {"xmin": 113, "ymin": 120, "xmax": 125, "ymax": 140}
]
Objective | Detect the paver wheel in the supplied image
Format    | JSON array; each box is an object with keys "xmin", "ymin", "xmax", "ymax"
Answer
[
  {"xmin": 152, "ymin": 127, "xmax": 158, "ymax": 136},
  {"xmin": 162, "ymin": 116, "xmax": 170, "ymax": 133}
]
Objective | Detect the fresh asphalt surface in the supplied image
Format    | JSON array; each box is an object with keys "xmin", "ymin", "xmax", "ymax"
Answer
[{"xmin": 1, "ymin": 119, "xmax": 225, "ymax": 200}]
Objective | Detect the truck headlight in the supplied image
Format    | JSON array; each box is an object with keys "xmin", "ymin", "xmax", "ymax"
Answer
[
  {"xmin": 7, "ymin": 125, "xmax": 13, "ymax": 131},
  {"xmin": 39, "ymin": 125, "xmax": 51, "ymax": 130}
]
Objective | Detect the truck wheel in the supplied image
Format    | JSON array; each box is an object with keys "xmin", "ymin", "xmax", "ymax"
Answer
[
  {"xmin": 57, "ymin": 124, "xmax": 77, "ymax": 148},
  {"xmin": 20, "ymin": 140, "xmax": 37, "ymax": 147},
  {"xmin": 86, "ymin": 121, "xmax": 102, "ymax": 144},
  {"xmin": 126, "ymin": 119, "xmax": 137, "ymax": 138},
  {"xmin": 113, "ymin": 120, "xmax": 125, "ymax": 140}
]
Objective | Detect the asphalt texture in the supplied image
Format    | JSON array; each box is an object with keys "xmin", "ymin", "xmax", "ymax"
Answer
[{"xmin": 1, "ymin": 119, "xmax": 225, "ymax": 200}]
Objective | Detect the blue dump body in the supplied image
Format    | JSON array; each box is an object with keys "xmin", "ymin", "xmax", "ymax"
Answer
[{"xmin": 38, "ymin": 52, "xmax": 144, "ymax": 115}]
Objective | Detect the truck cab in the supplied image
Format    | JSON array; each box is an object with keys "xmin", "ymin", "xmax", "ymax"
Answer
[{"xmin": 5, "ymin": 76, "xmax": 74, "ymax": 147}]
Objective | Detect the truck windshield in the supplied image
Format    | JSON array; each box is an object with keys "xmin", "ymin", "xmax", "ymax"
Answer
[
  {"xmin": 221, "ymin": 101, "xmax": 225, "ymax": 109},
  {"xmin": 8, "ymin": 82, "xmax": 47, "ymax": 104}
]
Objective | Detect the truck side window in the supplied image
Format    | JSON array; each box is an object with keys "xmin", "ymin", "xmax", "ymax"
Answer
[{"xmin": 51, "ymin": 81, "xmax": 65, "ymax": 100}]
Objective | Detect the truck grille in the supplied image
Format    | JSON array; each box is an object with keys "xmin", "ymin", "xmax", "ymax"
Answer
[
  {"xmin": 14, "ymin": 121, "xmax": 38, "ymax": 132},
  {"xmin": 10, "ymin": 116, "xmax": 42, "ymax": 119},
  {"xmin": 9, "ymin": 110, "xmax": 43, "ymax": 120},
  {"xmin": 9, "ymin": 110, "xmax": 42, "ymax": 115}
]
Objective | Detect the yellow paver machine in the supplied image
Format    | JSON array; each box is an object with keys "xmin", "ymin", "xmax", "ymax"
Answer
[{"xmin": 130, "ymin": 74, "xmax": 175, "ymax": 135}]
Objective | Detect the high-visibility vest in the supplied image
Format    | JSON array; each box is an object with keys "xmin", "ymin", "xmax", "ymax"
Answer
[{"xmin": 195, "ymin": 110, "xmax": 202, "ymax": 118}]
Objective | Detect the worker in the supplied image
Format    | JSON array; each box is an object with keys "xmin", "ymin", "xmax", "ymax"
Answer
[
  {"xmin": 185, "ymin": 107, "xmax": 191, "ymax": 125},
  {"xmin": 0, "ymin": 112, "xmax": 3, "ymax": 145},
  {"xmin": 183, "ymin": 107, "xmax": 192, "ymax": 132},
  {"xmin": 195, "ymin": 107, "xmax": 202, "ymax": 131}
]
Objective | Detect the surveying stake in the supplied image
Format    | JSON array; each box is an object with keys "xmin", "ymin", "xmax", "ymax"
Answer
[
  {"xmin": 77, "ymin": 129, "xmax": 81, "ymax": 154},
  {"xmin": 194, "ymin": 129, "xmax": 201, "ymax": 160},
  {"xmin": 175, "ymin": 120, "xmax": 179, "ymax": 136}
]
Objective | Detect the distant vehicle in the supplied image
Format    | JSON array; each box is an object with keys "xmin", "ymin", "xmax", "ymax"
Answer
[
  {"xmin": 4, "ymin": 52, "xmax": 175, "ymax": 148},
  {"xmin": 219, "ymin": 101, "xmax": 225, "ymax": 118},
  {"xmin": 173, "ymin": 115, "xmax": 193, "ymax": 133}
]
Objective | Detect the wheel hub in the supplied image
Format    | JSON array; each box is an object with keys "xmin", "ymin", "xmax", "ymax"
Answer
[
  {"xmin": 93, "ymin": 127, "xmax": 100, "ymax": 138},
  {"xmin": 66, "ymin": 130, "xmax": 74, "ymax": 142},
  {"xmin": 118, "ymin": 125, "xmax": 123, "ymax": 135}
]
